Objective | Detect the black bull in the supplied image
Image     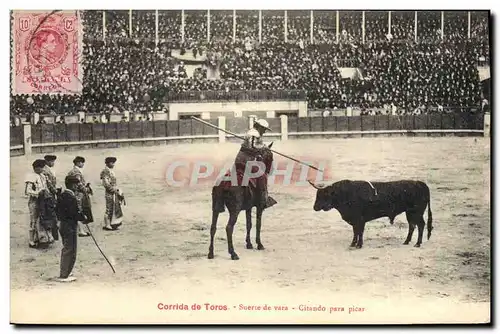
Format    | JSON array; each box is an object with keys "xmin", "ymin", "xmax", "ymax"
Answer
[{"xmin": 309, "ymin": 180, "xmax": 433, "ymax": 248}]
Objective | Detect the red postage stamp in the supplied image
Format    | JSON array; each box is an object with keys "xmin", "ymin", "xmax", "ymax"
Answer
[{"xmin": 11, "ymin": 10, "xmax": 83, "ymax": 95}]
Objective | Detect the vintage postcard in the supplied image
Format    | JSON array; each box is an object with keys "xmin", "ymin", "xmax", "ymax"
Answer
[{"xmin": 9, "ymin": 7, "xmax": 491, "ymax": 325}]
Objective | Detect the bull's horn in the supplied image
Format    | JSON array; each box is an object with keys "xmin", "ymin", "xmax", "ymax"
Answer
[{"xmin": 308, "ymin": 179, "xmax": 325, "ymax": 190}]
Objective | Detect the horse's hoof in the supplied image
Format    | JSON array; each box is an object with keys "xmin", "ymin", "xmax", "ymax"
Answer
[
  {"xmin": 231, "ymin": 254, "xmax": 240, "ymax": 260},
  {"xmin": 414, "ymin": 243, "xmax": 421, "ymax": 248},
  {"xmin": 355, "ymin": 245, "xmax": 363, "ymax": 249},
  {"xmin": 257, "ymin": 244, "xmax": 265, "ymax": 250},
  {"xmin": 403, "ymin": 241, "xmax": 410, "ymax": 245},
  {"xmin": 349, "ymin": 243, "xmax": 356, "ymax": 248},
  {"xmin": 208, "ymin": 253, "xmax": 214, "ymax": 259},
  {"xmin": 246, "ymin": 243, "xmax": 253, "ymax": 249}
]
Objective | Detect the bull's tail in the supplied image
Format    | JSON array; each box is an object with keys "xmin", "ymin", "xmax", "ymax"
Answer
[{"xmin": 427, "ymin": 192, "xmax": 433, "ymax": 240}]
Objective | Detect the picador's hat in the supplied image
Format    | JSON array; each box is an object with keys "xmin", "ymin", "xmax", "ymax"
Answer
[
  {"xmin": 254, "ymin": 119, "xmax": 271, "ymax": 131},
  {"xmin": 105, "ymin": 157, "xmax": 117, "ymax": 164},
  {"xmin": 73, "ymin": 156, "xmax": 85, "ymax": 164},
  {"xmin": 32, "ymin": 159, "xmax": 46, "ymax": 168},
  {"xmin": 44, "ymin": 155, "xmax": 57, "ymax": 162}
]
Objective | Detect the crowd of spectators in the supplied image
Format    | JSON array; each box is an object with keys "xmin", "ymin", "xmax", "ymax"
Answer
[
  {"xmin": 218, "ymin": 40, "xmax": 483, "ymax": 112},
  {"xmin": 286, "ymin": 11, "xmax": 310, "ymax": 43},
  {"xmin": 236, "ymin": 11, "xmax": 259, "ymax": 42},
  {"xmin": 360, "ymin": 41, "xmax": 482, "ymax": 113},
  {"xmin": 471, "ymin": 11, "xmax": 489, "ymax": 41},
  {"xmin": 390, "ymin": 11, "xmax": 415, "ymax": 41},
  {"xmin": 444, "ymin": 11, "xmax": 468, "ymax": 42},
  {"xmin": 132, "ymin": 10, "xmax": 156, "ymax": 41},
  {"xmin": 219, "ymin": 43, "xmax": 348, "ymax": 109},
  {"xmin": 262, "ymin": 11, "xmax": 284, "ymax": 44},
  {"xmin": 10, "ymin": 10, "xmax": 490, "ymax": 118},
  {"xmin": 417, "ymin": 11, "xmax": 441, "ymax": 43},
  {"xmin": 104, "ymin": 10, "xmax": 129, "ymax": 40},
  {"xmin": 338, "ymin": 11, "xmax": 363, "ymax": 43},
  {"xmin": 313, "ymin": 11, "xmax": 337, "ymax": 44},
  {"xmin": 185, "ymin": 10, "xmax": 207, "ymax": 44},
  {"xmin": 365, "ymin": 11, "xmax": 388, "ymax": 42},
  {"xmin": 81, "ymin": 10, "xmax": 103, "ymax": 41},
  {"xmin": 158, "ymin": 10, "xmax": 182, "ymax": 42},
  {"xmin": 211, "ymin": 10, "xmax": 233, "ymax": 42}
]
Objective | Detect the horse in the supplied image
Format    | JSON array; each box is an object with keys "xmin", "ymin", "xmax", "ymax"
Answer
[{"xmin": 208, "ymin": 145, "xmax": 277, "ymax": 260}]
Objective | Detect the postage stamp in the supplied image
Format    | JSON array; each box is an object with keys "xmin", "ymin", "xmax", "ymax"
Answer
[{"xmin": 11, "ymin": 10, "xmax": 83, "ymax": 95}]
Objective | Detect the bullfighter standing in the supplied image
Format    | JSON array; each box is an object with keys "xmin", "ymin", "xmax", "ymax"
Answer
[
  {"xmin": 100, "ymin": 157, "xmax": 125, "ymax": 231},
  {"xmin": 42, "ymin": 155, "xmax": 57, "ymax": 194},
  {"xmin": 25, "ymin": 159, "xmax": 55, "ymax": 248},
  {"xmin": 42, "ymin": 154, "xmax": 59, "ymax": 240},
  {"xmin": 67, "ymin": 156, "xmax": 94, "ymax": 236}
]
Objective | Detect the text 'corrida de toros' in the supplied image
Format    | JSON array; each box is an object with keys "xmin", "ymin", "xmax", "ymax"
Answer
[{"xmin": 157, "ymin": 303, "xmax": 228, "ymax": 311}]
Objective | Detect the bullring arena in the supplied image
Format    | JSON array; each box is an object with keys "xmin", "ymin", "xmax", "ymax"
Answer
[
  {"xmin": 9, "ymin": 9, "xmax": 490, "ymax": 324},
  {"xmin": 10, "ymin": 136, "xmax": 490, "ymax": 323}
]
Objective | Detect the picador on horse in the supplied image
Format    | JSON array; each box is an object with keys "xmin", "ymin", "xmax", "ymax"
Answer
[
  {"xmin": 208, "ymin": 118, "xmax": 277, "ymax": 260},
  {"xmin": 233, "ymin": 119, "xmax": 278, "ymax": 209}
]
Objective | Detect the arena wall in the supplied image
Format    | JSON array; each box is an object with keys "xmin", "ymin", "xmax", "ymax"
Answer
[{"xmin": 10, "ymin": 113, "xmax": 486, "ymax": 156}]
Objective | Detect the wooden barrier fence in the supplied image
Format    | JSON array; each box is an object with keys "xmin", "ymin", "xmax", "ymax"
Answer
[{"xmin": 10, "ymin": 113, "xmax": 486, "ymax": 156}]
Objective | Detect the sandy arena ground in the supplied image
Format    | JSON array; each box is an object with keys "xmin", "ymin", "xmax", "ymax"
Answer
[{"xmin": 9, "ymin": 137, "xmax": 490, "ymax": 324}]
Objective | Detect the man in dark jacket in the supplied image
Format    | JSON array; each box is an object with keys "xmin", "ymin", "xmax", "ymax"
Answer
[{"xmin": 56, "ymin": 175, "xmax": 87, "ymax": 282}]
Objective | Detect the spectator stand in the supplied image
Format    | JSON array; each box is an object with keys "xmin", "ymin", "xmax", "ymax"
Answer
[{"xmin": 10, "ymin": 10, "xmax": 489, "ymax": 120}]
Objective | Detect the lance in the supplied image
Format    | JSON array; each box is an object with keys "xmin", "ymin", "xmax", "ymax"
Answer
[
  {"xmin": 191, "ymin": 116, "xmax": 324, "ymax": 172},
  {"xmin": 86, "ymin": 224, "xmax": 116, "ymax": 274}
]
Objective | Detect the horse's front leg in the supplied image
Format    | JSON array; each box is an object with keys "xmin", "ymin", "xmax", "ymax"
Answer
[
  {"xmin": 226, "ymin": 211, "xmax": 240, "ymax": 260},
  {"xmin": 256, "ymin": 206, "xmax": 265, "ymax": 250},
  {"xmin": 245, "ymin": 209, "xmax": 253, "ymax": 249},
  {"xmin": 208, "ymin": 211, "xmax": 219, "ymax": 259}
]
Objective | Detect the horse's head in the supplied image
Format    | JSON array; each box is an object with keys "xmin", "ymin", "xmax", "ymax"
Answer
[{"xmin": 260, "ymin": 144, "xmax": 274, "ymax": 175}]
